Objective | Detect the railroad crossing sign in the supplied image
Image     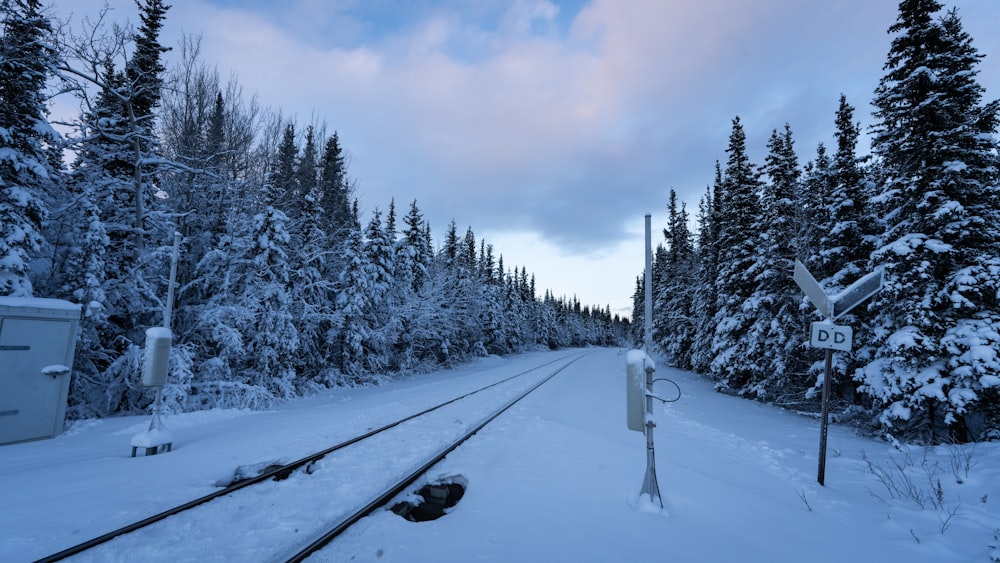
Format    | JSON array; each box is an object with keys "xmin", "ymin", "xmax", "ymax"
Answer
[
  {"xmin": 794, "ymin": 259, "xmax": 883, "ymax": 323},
  {"xmin": 792, "ymin": 259, "xmax": 883, "ymax": 486}
]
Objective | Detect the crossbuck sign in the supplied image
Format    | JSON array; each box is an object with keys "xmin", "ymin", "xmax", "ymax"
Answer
[
  {"xmin": 792, "ymin": 259, "xmax": 883, "ymax": 485},
  {"xmin": 793, "ymin": 260, "xmax": 882, "ymax": 349}
]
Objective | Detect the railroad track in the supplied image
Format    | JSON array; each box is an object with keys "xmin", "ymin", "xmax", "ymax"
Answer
[{"xmin": 36, "ymin": 351, "xmax": 587, "ymax": 563}]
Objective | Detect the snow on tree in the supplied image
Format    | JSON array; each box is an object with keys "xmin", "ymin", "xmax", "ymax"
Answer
[
  {"xmin": 861, "ymin": 0, "xmax": 1000, "ymax": 442},
  {"xmin": 710, "ymin": 117, "xmax": 767, "ymax": 395},
  {"xmin": 752, "ymin": 124, "xmax": 808, "ymax": 400},
  {"xmin": 654, "ymin": 189, "xmax": 698, "ymax": 369},
  {"xmin": 688, "ymin": 164, "xmax": 724, "ymax": 373},
  {"xmin": 0, "ymin": 0, "xmax": 58, "ymax": 296}
]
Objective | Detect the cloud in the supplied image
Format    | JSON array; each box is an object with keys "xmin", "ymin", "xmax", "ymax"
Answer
[{"xmin": 45, "ymin": 0, "xmax": 1000, "ymax": 313}]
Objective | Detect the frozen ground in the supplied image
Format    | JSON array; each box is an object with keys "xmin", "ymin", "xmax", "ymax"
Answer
[{"xmin": 2, "ymin": 348, "xmax": 998, "ymax": 562}]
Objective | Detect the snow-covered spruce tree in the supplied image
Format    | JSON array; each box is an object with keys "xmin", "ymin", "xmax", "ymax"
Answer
[
  {"xmin": 753, "ymin": 124, "xmax": 809, "ymax": 402},
  {"xmin": 317, "ymin": 131, "xmax": 354, "ymax": 246},
  {"xmin": 860, "ymin": 0, "xmax": 1000, "ymax": 442},
  {"xmin": 391, "ymin": 200, "xmax": 432, "ymax": 369},
  {"xmin": 629, "ymin": 275, "xmax": 645, "ymax": 347},
  {"xmin": 288, "ymin": 125, "xmax": 339, "ymax": 385},
  {"xmin": 336, "ymin": 210, "xmax": 396, "ymax": 379},
  {"xmin": 270, "ymin": 122, "xmax": 298, "ymax": 212},
  {"xmin": 0, "ymin": 0, "xmax": 58, "ymax": 296},
  {"xmin": 650, "ymin": 242, "xmax": 668, "ymax": 349},
  {"xmin": 239, "ymin": 203, "xmax": 298, "ymax": 398},
  {"xmin": 689, "ymin": 166, "xmax": 723, "ymax": 372},
  {"xmin": 807, "ymin": 96, "xmax": 879, "ymax": 405},
  {"xmin": 480, "ymin": 242, "xmax": 512, "ymax": 355},
  {"xmin": 654, "ymin": 189, "xmax": 698, "ymax": 369},
  {"xmin": 710, "ymin": 117, "xmax": 766, "ymax": 395}
]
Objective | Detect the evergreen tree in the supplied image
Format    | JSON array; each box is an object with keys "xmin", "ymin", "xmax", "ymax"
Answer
[
  {"xmin": 689, "ymin": 172, "xmax": 722, "ymax": 373},
  {"xmin": 240, "ymin": 205, "xmax": 298, "ymax": 397},
  {"xmin": 710, "ymin": 117, "xmax": 765, "ymax": 394},
  {"xmin": 753, "ymin": 124, "xmax": 807, "ymax": 400},
  {"xmin": 656, "ymin": 190, "xmax": 698, "ymax": 368},
  {"xmin": 861, "ymin": 0, "xmax": 1000, "ymax": 442},
  {"xmin": 811, "ymin": 96, "xmax": 877, "ymax": 404},
  {"xmin": 127, "ymin": 0, "xmax": 170, "ymax": 134},
  {"xmin": 269, "ymin": 122, "xmax": 297, "ymax": 209},
  {"xmin": 0, "ymin": 0, "xmax": 58, "ymax": 296},
  {"xmin": 318, "ymin": 131, "xmax": 352, "ymax": 240}
]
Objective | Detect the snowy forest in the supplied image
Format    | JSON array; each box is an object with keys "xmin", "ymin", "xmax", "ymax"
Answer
[
  {"xmin": 0, "ymin": 0, "xmax": 626, "ymax": 420},
  {"xmin": 635, "ymin": 0, "xmax": 1000, "ymax": 444}
]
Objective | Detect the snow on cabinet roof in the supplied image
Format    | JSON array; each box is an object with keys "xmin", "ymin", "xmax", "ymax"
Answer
[{"xmin": 0, "ymin": 296, "xmax": 81, "ymax": 318}]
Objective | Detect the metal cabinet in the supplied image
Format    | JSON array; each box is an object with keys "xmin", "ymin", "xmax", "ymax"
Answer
[{"xmin": 0, "ymin": 297, "xmax": 81, "ymax": 445}]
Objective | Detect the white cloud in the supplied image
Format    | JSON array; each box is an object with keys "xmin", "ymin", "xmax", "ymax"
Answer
[{"xmin": 44, "ymin": 0, "xmax": 1000, "ymax": 315}]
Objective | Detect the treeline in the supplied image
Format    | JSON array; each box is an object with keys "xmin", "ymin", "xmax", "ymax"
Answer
[
  {"xmin": 637, "ymin": 0, "xmax": 1000, "ymax": 444},
  {"xmin": 0, "ymin": 0, "xmax": 626, "ymax": 419}
]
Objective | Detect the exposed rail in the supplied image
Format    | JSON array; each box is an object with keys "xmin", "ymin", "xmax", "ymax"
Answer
[
  {"xmin": 34, "ymin": 352, "xmax": 585, "ymax": 563},
  {"xmin": 284, "ymin": 352, "xmax": 586, "ymax": 562}
]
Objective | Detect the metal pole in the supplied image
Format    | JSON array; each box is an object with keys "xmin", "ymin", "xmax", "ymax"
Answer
[
  {"xmin": 151, "ymin": 231, "xmax": 180, "ymax": 437},
  {"xmin": 817, "ymin": 348, "xmax": 833, "ymax": 485},
  {"xmin": 640, "ymin": 214, "xmax": 662, "ymax": 507},
  {"xmin": 163, "ymin": 231, "xmax": 181, "ymax": 329},
  {"xmin": 641, "ymin": 365, "xmax": 662, "ymax": 505},
  {"xmin": 644, "ymin": 215, "xmax": 653, "ymax": 354}
]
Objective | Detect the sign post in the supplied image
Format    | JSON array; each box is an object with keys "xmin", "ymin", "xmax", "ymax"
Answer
[{"xmin": 793, "ymin": 260, "xmax": 882, "ymax": 485}]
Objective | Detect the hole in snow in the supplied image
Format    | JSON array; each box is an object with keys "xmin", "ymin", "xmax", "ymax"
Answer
[{"xmin": 391, "ymin": 475, "xmax": 468, "ymax": 522}]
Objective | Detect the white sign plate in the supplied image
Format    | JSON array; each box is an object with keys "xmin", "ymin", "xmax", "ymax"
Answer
[
  {"xmin": 794, "ymin": 260, "xmax": 830, "ymax": 318},
  {"xmin": 832, "ymin": 268, "xmax": 883, "ymax": 320},
  {"xmin": 810, "ymin": 322, "xmax": 853, "ymax": 352}
]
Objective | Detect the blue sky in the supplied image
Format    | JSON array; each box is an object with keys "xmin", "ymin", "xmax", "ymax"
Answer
[{"xmin": 47, "ymin": 0, "xmax": 1000, "ymax": 317}]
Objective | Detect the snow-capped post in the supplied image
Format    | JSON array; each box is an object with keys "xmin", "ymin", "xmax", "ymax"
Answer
[
  {"xmin": 131, "ymin": 232, "xmax": 181, "ymax": 457},
  {"xmin": 793, "ymin": 260, "xmax": 882, "ymax": 485}
]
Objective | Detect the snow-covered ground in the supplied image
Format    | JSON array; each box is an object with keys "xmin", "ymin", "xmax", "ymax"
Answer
[{"xmin": 2, "ymin": 348, "xmax": 998, "ymax": 562}]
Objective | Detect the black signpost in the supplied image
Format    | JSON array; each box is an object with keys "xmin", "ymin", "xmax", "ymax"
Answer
[{"xmin": 793, "ymin": 260, "xmax": 882, "ymax": 485}]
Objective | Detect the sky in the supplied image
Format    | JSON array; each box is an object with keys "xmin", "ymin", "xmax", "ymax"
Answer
[
  {"xmin": 44, "ymin": 0, "xmax": 1000, "ymax": 317},
  {"xmin": 3, "ymin": 348, "xmax": 997, "ymax": 562}
]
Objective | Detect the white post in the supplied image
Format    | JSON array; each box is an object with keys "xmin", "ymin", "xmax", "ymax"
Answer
[
  {"xmin": 163, "ymin": 231, "xmax": 181, "ymax": 329},
  {"xmin": 131, "ymin": 232, "xmax": 180, "ymax": 457},
  {"xmin": 152, "ymin": 232, "xmax": 181, "ymax": 436}
]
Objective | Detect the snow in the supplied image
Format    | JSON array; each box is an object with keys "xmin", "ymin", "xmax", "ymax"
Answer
[
  {"xmin": 0, "ymin": 295, "xmax": 81, "ymax": 313},
  {"xmin": 40, "ymin": 364, "xmax": 71, "ymax": 376},
  {"xmin": 2, "ymin": 348, "xmax": 999, "ymax": 562},
  {"xmin": 129, "ymin": 426, "xmax": 174, "ymax": 449}
]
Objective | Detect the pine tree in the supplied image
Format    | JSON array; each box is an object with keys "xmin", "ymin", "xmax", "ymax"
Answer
[
  {"xmin": 656, "ymin": 189, "xmax": 698, "ymax": 368},
  {"xmin": 690, "ymin": 171, "xmax": 722, "ymax": 373},
  {"xmin": 710, "ymin": 117, "xmax": 765, "ymax": 394},
  {"xmin": 127, "ymin": 0, "xmax": 170, "ymax": 134},
  {"xmin": 318, "ymin": 131, "xmax": 352, "ymax": 240},
  {"xmin": 270, "ymin": 122, "xmax": 297, "ymax": 209},
  {"xmin": 861, "ymin": 0, "xmax": 1000, "ymax": 442},
  {"xmin": 812, "ymin": 96, "xmax": 877, "ymax": 404},
  {"xmin": 753, "ymin": 124, "xmax": 806, "ymax": 400},
  {"xmin": 0, "ymin": 0, "xmax": 58, "ymax": 296}
]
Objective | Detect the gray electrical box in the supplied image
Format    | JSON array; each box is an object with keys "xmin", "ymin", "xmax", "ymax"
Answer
[{"xmin": 0, "ymin": 297, "xmax": 81, "ymax": 445}]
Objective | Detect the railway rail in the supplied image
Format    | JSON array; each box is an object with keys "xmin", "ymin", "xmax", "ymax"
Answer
[{"xmin": 36, "ymin": 351, "xmax": 587, "ymax": 563}]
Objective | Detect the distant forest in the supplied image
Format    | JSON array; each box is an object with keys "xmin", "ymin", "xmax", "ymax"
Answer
[
  {"xmin": 634, "ymin": 0, "xmax": 1000, "ymax": 444},
  {"xmin": 0, "ymin": 0, "xmax": 626, "ymax": 419}
]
